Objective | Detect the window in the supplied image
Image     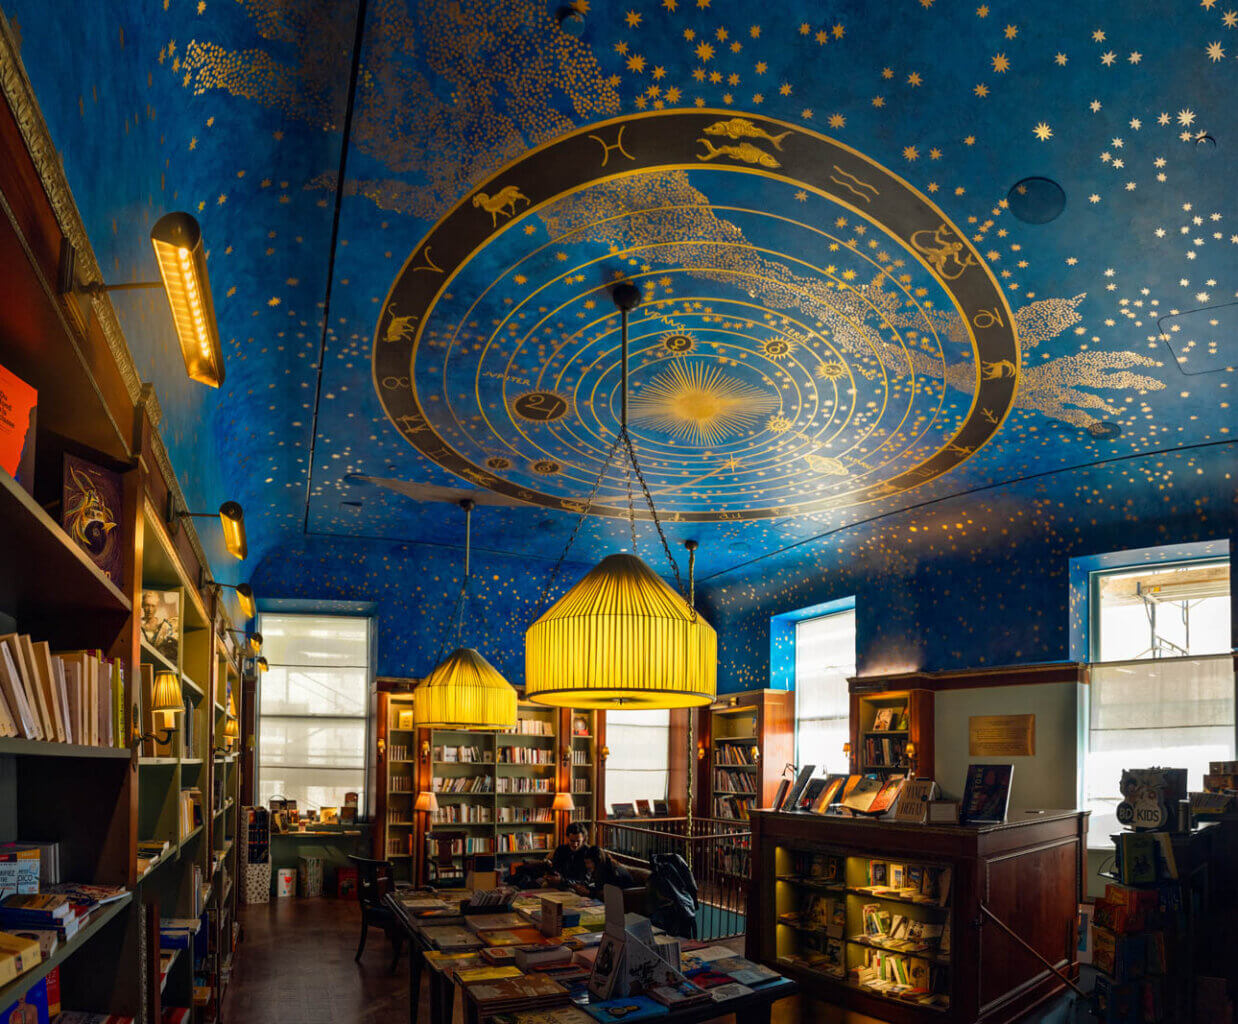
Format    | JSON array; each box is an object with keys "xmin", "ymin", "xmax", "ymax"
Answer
[
  {"xmin": 795, "ymin": 609, "xmax": 855, "ymax": 774},
  {"xmin": 1086, "ymin": 559, "xmax": 1233, "ymax": 839},
  {"xmin": 605, "ymin": 708, "xmax": 669, "ymax": 811},
  {"xmin": 257, "ymin": 614, "xmax": 370, "ymax": 813}
]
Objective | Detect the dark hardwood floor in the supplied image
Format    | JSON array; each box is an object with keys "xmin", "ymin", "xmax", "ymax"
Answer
[{"xmin": 222, "ymin": 896, "xmax": 820, "ymax": 1023}]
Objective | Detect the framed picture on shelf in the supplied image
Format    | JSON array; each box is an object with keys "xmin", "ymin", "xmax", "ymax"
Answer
[
  {"xmin": 652, "ymin": 800, "xmax": 668, "ymax": 817},
  {"xmin": 928, "ymin": 800, "xmax": 960, "ymax": 824},
  {"xmin": 961, "ymin": 764, "xmax": 1014, "ymax": 824},
  {"xmin": 572, "ymin": 715, "xmax": 589, "ymax": 736},
  {"xmin": 611, "ymin": 802, "xmax": 636, "ymax": 819},
  {"xmin": 139, "ymin": 587, "xmax": 181, "ymax": 664},
  {"xmin": 62, "ymin": 453, "xmax": 123, "ymax": 585},
  {"xmin": 634, "ymin": 799, "xmax": 652, "ymax": 817}
]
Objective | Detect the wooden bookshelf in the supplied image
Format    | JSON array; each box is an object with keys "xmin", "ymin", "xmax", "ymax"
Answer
[
  {"xmin": 374, "ymin": 694, "xmax": 604, "ymax": 884},
  {"xmin": 701, "ymin": 690, "xmax": 795, "ymax": 821},
  {"xmin": 847, "ymin": 684, "xmax": 935, "ymax": 779},
  {"xmin": 0, "ymin": 37, "xmax": 250, "ymax": 1019}
]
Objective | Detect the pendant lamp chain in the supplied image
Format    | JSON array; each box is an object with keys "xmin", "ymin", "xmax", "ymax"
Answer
[
  {"xmin": 435, "ymin": 499, "xmax": 475, "ymax": 665},
  {"xmin": 685, "ymin": 538, "xmax": 699, "ymax": 868},
  {"xmin": 533, "ymin": 283, "xmax": 687, "ymax": 621}
]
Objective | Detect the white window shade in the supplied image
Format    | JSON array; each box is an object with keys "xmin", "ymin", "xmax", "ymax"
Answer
[
  {"xmin": 605, "ymin": 708, "xmax": 670, "ymax": 812},
  {"xmin": 795, "ymin": 610, "xmax": 854, "ymax": 775},
  {"xmin": 1086, "ymin": 653, "xmax": 1235, "ymax": 838},
  {"xmin": 258, "ymin": 614, "xmax": 370, "ymax": 813}
]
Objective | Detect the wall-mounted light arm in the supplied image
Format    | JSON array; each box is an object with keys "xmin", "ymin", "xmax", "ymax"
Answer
[
  {"xmin": 226, "ymin": 629, "xmax": 262, "ymax": 656},
  {"xmin": 216, "ymin": 583, "xmax": 256, "ymax": 620},
  {"xmin": 60, "ymin": 212, "xmax": 225, "ymax": 388},
  {"xmin": 167, "ymin": 497, "xmax": 247, "ymax": 560},
  {"xmin": 131, "ymin": 671, "xmax": 182, "ymax": 750}
]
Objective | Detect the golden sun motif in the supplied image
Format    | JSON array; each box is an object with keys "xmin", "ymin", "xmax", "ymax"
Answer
[{"xmin": 629, "ymin": 360, "xmax": 779, "ymax": 447}]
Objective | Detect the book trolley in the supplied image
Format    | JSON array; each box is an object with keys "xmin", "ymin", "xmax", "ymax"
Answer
[{"xmin": 747, "ymin": 809, "xmax": 1088, "ymax": 1023}]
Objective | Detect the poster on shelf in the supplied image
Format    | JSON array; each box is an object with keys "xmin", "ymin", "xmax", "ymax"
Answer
[
  {"xmin": 0, "ymin": 363, "xmax": 36, "ymax": 489},
  {"xmin": 61, "ymin": 453, "xmax": 123, "ymax": 585}
]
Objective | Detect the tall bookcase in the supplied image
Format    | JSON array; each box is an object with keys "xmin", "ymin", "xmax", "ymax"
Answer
[
  {"xmin": 701, "ymin": 690, "xmax": 795, "ymax": 820},
  {"xmin": 0, "ymin": 32, "xmax": 250, "ymax": 1020},
  {"xmin": 374, "ymin": 696, "xmax": 604, "ymax": 885},
  {"xmin": 847, "ymin": 684, "xmax": 935, "ymax": 779}
]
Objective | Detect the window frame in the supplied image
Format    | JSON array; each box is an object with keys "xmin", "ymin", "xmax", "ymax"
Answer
[
  {"xmin": 255, "ymin": 612, "xmax": 374, "ymax": 817},
  {"xmin": 793, "ymin": 606, "xmax": 856, "ymax": 775}
]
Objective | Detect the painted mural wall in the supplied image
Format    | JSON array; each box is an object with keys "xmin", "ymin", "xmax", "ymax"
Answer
[{"xmin": 699, "ymin": 441, "xmax": 1237, "ymax": 692}]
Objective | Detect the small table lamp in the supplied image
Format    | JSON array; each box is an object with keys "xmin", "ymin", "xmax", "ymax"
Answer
[
  {"xmin": 133, "ymin": 670, "xmax": 183, "ymax": 748},
  {"xmin": 414, "ymin": 790, "xmax": 439, "ymax": 815},
  {"xmin": 552, "ymin": 791, "xmax": 574, "ymax": 837}
]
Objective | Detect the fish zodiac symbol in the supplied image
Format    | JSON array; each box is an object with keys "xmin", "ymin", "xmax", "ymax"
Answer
[
  {"xmin": 696, "ymin": 138, "xmax": 781, "ymax": 168},
  {"xmin": 702, "ymin": 117, "xmax": 792, "ymax": 150},
  {"xmin": 910, "ymin": 224, "xmax": 978, "ymax": 281},
  {"xmin": 472, "ymin": 185, "xmax": 529, "ymax": 227},
  {"xmin": 980, "ymin": 360, "xmax": 1016, "ymax": 380},
  {"xmin": 383, "ymin": 309, "xmax": 418, "ymax": 344}
]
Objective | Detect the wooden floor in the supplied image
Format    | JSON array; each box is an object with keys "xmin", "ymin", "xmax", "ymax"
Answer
[{"xmin": 223, "ymin": 896, "xmax": 819, "ymax": 1024}]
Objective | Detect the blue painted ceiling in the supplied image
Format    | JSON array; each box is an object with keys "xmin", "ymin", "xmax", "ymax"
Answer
[{"xmin": 4, "ymin": 0, "xmax": 1235, "ymax": 588}]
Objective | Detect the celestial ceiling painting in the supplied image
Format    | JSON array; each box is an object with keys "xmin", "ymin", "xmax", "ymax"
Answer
[{"xmin": 1, "ymin": 0, "xmax": 1233, "ymax": 586}]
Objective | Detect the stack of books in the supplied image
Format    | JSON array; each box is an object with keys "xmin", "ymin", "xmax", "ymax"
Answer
[
  {"xmin": 0, "ymin": 892, "xmax": 79, "ymax": 941},
  {"xmin": 460, "ymin": 971, "xmax": 571, "ymax": 1016},
  {"xmin": 137, "ymin": 839, "xmax": 171, "ymax": 875}
]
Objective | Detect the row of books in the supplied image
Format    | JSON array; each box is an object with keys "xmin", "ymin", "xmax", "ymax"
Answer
[
  {"xmin": 859, "ymin": 860, "xmax": 952, "ymax": 906},
  {"xmin": 432, "ymin": 806, "xmax": 493, "ymax": 823},
  {"xmin": 391, "ymin": 775, "xmax": 414, "ymax": 792},
  {"xmin": 850, "ymin": 947, "xmax": 948, "ymax": 1007},
  {"xmin": 438, "ymin": 745, "xmax": 486, "ymax": 762},
  {"xmin": 713, "ymin": 744, "xmax": 756, "ymax": 766},
  {"xmin": 570, "ymin": 749, "xmax": 589, "ymax": 765},
  {"xmin": 499, "ymin": 747, "xmax": 554, "ymax": 764},
  {"xmin": 388, "ymin": 744, "xmax": 410, "ymax": 761},
  {"xmin": 498, "ymin": 807, "xmax": 552, "ymax": 823},
  {"xmin": 572, "ymin": 779, "xmax": 589, "ymax": 794},
  {"xmin": 0, "ymin": 634, "xmax": 124, "ymax": 746},
  {"xmin": 440, "ymin": 837, "xmax": 495, "ymax": 854},
  {"xmin": 436, "ymin": 776, "xmax": 494, "ymax": 793},
  {"xmin": 178, "ymin": 789, "xmax": 203, "ymax": 839},
  {"xmin": 864, "ymin": 735, "xmax": 908, "ymax": 768},
  {"xmin": 859, "ymin": 904, "xmax": 949, "ymax": 956},
  {"xmin": 496, "ymin": 833, "xmax": 551, "ymax": 853},
  {"xmin": 713, "ymin": 795, "xmax": 753, "ymax": 820},
  {"xmin": 137, "ymin": 839, "xmax": 171, "ymax": 875},
  {"xmin": 497, "ymin": 778, "xmax": 551, "ymax": 793},
  {"xmin": 713, "ymin": 769, "xmax": 755, "ymax": 794},
  {"xmin": 502, "ymin": 719, "xmax": 553, "ymax": 736}
]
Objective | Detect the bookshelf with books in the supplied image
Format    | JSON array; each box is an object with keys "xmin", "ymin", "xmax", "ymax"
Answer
[
  {"xmin": 0, "ymin": 39, "xmax": 253, "ymax": 1021},
  {"xmin": 849, "ymin": 682, "xmax": 935, "ymax": 780},
  {"xmin": 702, "ymin": 690, "xmax": 794, "ymax": 821},
  {"xmin": 564, "ymin": 709, "xmax": 600, "ymax": 827},
  {"xmin": 747, "ymin": 808, "xmax": 1087, "ymax": 1023}
]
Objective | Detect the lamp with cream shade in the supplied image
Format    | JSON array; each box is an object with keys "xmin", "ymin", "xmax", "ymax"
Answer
[{"xmin": 132, "ymin": 670, "xmax": 182, "ymax": 749}]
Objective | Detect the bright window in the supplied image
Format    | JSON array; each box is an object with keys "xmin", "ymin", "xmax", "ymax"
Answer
[
  {"xmin": 605, "ymin": 709, "xmax": 669, "ymax": 813},
  {"xmin": 1086, "ymin": 560, "xmax": 1233, "ymax": 840},
  {"xmin": 257, "ymin": 614, "xmax": 370, "ymax": 813},
  {"xmin": 795, "ymin": 609, "xmax": 855, "ymax": 775}
]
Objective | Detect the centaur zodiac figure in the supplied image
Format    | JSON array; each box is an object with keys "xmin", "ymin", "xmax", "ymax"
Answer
[
  {"xmin": 472, "ymin": 185, "xmax": 529, "ymax": 227},
  {"xmin": 910, "ymin": 224, "xmax": 977, "ymax": 280}
]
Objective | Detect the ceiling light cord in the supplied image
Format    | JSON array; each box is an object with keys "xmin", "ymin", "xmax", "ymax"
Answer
[
  {"xmin": 434, "ymin": 499, "xmax": 475, "ymax": 665},
  {"xmin": 530, "ymin": 288, "xmax": 689, "ymax": 623}
]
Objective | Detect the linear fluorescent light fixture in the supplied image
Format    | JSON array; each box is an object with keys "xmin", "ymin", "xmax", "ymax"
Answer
[{"xmin": 149, "ymin": 212, "xmax": 225, "ymax": 388}]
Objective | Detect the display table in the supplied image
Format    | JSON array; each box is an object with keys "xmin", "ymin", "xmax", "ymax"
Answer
[
  {"xmin": 269, "ymin": 825, "xmax": 368, "ymax": 895},
  {"xmin": 746, "ymin": 808, "xmax": 1087, "ymax": 1024}
]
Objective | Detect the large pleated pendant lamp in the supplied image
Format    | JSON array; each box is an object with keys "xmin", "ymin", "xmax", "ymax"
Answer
[
  {"xmin": 414, "ymin": 500, "xmax": 517, "ymax": 730},
  {"xmin": 525, "ymin": 283, "xmax": 717, "ymax": 711}
]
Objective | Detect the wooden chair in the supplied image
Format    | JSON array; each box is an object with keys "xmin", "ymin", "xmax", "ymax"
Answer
[
  {"xmin": 428, "ymin": 830, "xmax": 468, "ymax": 888},
  {"xmin": 348, "ymin": 855, "xmax": 405, "ymax": 973}
]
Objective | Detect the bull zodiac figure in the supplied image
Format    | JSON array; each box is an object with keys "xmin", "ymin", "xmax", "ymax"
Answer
[
  {"xmin": 981, "ymin": 360, "xmax": 1017, "ymax": 379},
  {"xmin": 383, "ymin": 309, "xmax": 418, "ymax": 343},
  {"xmin": 910, "ymin": 224, "xmax": 978, "ymax": 281},
  {"xmin": 472, "ymin": 185, "xmax": 529, "ymax": 226}
]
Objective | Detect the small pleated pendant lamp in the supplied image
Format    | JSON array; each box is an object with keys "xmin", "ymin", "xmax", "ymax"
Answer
[
  {"xmin": 414, "ymin": 501, "xmax": 517, "ymax": 730},
  {"xmin": 525, "ymin": 284, "xmax": 717, "ymax": 710}
]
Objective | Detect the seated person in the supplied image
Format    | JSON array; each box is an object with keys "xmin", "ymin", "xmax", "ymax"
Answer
[
  {"xmin": 571, "ymin": 846, "xmax": 635, "ymax": 898},
  {"xmin": 539, "ymin": 822, "xmax": 590, "ymax": 889}
]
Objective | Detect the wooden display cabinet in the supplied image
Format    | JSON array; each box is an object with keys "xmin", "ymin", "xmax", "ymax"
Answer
[{"xmin": 747, "ymin": 809, "xmax": 1088, "ymax": 1023}]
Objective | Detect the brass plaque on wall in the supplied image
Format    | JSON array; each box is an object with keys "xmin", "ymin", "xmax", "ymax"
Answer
[{"xmin": 968, "ymin": 714, "xmax": 1035, "ymax": 757}]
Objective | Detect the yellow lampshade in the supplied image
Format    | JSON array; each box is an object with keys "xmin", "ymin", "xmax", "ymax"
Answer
[
  {"xmin": 414, "ymin": 790, "xmax": 439, "ymax": 813},
  {"xmin": 525, "ymin": 553, "xmax": 717, "ymax": 709},
  {"xmin": 224, "ymin": 716, "xmax": 239, "ymax": 741},
  {"xmin": 552, "ymin": 792, "xmax": 575, "ymax": 813},
  {"xmin": 414, "ymin": 648, "xmax": 518, "ymax": 730},
  {"xmin": 150, "ymin": 212, "xmax": 224, "ymax": 388},
  {"xmin": 152, "ymin": 671, "xmax": 182, "ymax": 728},
  {"xmin": 219, "ymin": 502, "xmax": 247, "ymax": 560}
]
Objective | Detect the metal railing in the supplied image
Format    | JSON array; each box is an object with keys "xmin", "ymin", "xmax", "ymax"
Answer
[{"xmin": 596, "ymin": 817, "xmax": 751, "ymax": 940}]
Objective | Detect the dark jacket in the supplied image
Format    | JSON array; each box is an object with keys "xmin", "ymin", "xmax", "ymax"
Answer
[
  {"xmin": 549, "ymin": 844, "xmax": 589, "ymax": 884},
  {"xmin": 584, "ymin": 857, "xmax": 634, "ymax": 898}
]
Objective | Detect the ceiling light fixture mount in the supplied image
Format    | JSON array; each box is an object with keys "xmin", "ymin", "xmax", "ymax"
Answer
[{"xmin": 524, "ymin": 285, "xmax": 717, "ymax": 711}]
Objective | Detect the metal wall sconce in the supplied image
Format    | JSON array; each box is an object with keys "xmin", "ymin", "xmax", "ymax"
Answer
[
  {"xmin": 169, "ymin": 497, "xmax": 247, "ymax": 560},
  {"xmin": 420, "ymin": 739, "xmax": 432, "ymax": 763}
]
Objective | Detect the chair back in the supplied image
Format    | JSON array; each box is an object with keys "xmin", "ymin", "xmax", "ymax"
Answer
[
  {"xmin": 430, "ymin": 831, "xmax": 467, "ymax": 884},
  {"xmin": 348, "ymin": 855, "xmax": 395, "ymax": 911}
]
